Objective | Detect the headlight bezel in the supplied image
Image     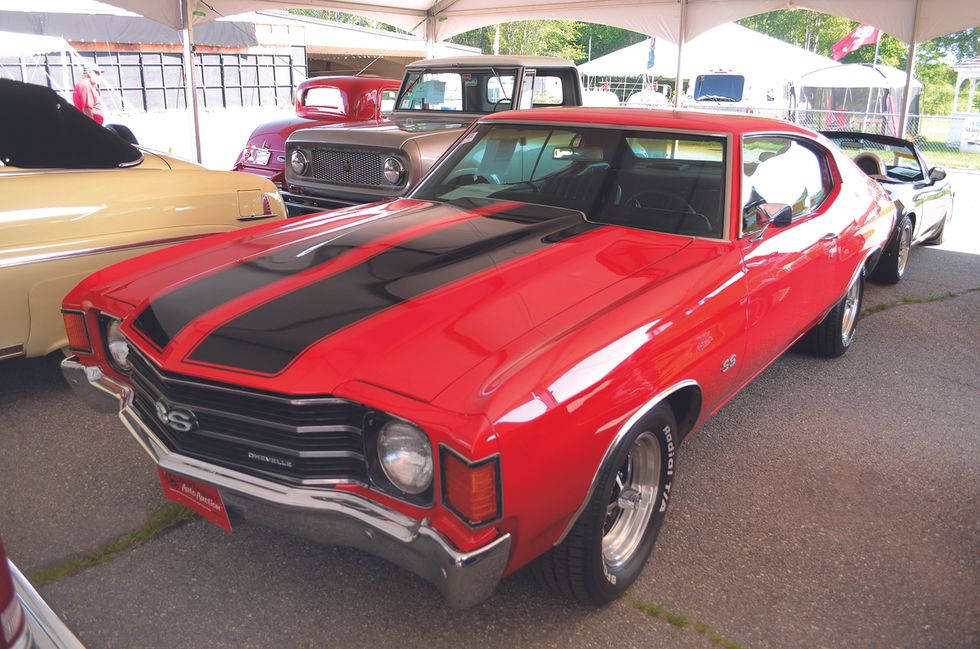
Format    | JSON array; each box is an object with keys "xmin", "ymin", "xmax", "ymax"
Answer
[
  {"xmin": 382, "ymin": 156, "xmax": 406, "ymax": 185},
  {"xmin": 289, "ymin": 149, "xmax": 309, "ymax": 176},
  {"xmin": 99, "ymin": 314, "xmax": 132, "ymax": 373},
  {"xmin": 364, "ymin": 413, "xmax": 434, "ymax": 505},
  {"xmin": 376, "ymin": 418, "xmax": 433, "ymax": 495}
]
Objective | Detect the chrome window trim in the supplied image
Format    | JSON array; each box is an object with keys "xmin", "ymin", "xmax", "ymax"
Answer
[
  {"xmin": 0, "ymin": 234, "xmax": 211, "ymax": 270},
  {"xmin": 738, "ymin": 131, "xmax": 837, "ymax": 239},
  {"xmin": 555, "ymin": 379, "xmax": 700, "ymax": 546}
]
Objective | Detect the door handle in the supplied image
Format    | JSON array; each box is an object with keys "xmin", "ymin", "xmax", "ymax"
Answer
[{"xmin": 820, "ymin": 233, "xmax": 838, "ymax": 241}]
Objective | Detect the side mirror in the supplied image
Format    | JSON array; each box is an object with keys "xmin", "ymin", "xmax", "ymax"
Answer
[
  {"xmin": 749, "ymin": 203, "xmax": 792, "ymax": 241},
  {"xmin": 771, "ymin": 204, "xmax": 793, "ymax": 227},
  {"xmin": 929, "ymin": 166, "xmax": 946, "ymax": 182}
]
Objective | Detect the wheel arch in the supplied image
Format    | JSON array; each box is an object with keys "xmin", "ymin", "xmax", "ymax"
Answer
[{"xmin": 553, "ymin": 379, "xmax": 701, "ymax": 546}]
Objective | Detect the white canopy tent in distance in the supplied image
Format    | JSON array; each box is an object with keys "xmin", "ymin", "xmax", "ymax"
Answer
[{"xmin": 96, "ymin": 0, "xmax": 980, "ymax": 161}]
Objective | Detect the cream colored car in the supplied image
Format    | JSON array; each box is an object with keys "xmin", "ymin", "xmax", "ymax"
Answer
[{"xmin": 0, "ymin": 79, "xmax": 285, "ymax": 361}]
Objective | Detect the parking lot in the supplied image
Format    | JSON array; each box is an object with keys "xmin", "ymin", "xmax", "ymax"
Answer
[{"xmin": 1, "ymin": 170, "xmax": 977, "ymax": 649}]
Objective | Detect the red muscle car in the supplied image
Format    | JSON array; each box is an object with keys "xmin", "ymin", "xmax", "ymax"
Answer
[
  {"xmin": 62, "ymin": 108, "xmax": 895, "ymax": 608},
  {"xmin": 233, "ymin": 76, "xmax": 400, "ymax": 188}
]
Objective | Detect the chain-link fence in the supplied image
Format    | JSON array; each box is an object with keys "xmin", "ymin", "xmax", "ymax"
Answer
[{"xmin": 583, "ymin": 79, "xmax": 980, "ymax": 170}]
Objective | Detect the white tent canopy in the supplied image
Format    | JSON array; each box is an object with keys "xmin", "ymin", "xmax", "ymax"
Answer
[
  {"xmin": 94, "ymin": 0, "xmax": 980, "ymax": 46},
  {"xmin": 800, "ymin": 63, "xmax": 923, "ymax": 89},
  {"xmin": 578, "ymin": 22, "xmax": 837, "ymax": 81},
  {"xmin": 0, "ymin": 30, "xmax": 74, "ymax": 58},
  {"xmin": 85, "ymin": 0, "xmax": 980, "ymax": 153}
]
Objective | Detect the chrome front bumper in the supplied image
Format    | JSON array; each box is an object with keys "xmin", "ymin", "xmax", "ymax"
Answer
[
  {"xmin": 61, "ymin": 358, "xmax": 511, "ymax": 609},
  {"xmin": 10, "ymin": 560, "xmax": 86, "ymax": 649}
]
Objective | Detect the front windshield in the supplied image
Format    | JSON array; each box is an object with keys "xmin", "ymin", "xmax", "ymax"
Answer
[
  {"xmin": 693, "ymin": 75, "xmax": 745, "ymax": 102},
  {"xmin": 397, "ymin": 69, "xmax": 518, "ymax": 113},
  {"xmin": 412, "ymin": 123, "xmax": 727, "ymax": 238},
  {"xmin": 825, "ymin": 134, "xmax": 924, "ymax": 181}
]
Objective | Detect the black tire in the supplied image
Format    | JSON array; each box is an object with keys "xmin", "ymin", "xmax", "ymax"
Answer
[
  {"xmin": 801, "ymin": 269, "xmax": 864, "ymax": 358},
  {"xmin": 533, "ymin": 403, "xmax": 677, "ymax": 606},
  {"xmin": 870, "ymin": 214, "xmax": 912, "ymax": 284}
]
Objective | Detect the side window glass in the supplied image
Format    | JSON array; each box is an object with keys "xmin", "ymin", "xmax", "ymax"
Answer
[
  {"xmin": 532, "ymin": 75, "xmax": 563, "ymax": 106},
  {"xmin": 380, "ymin": 89, "xmax": 397, "ymax": 114},
  {"xmin": 741, "ymin": 137, "xmax": 828, "ymax": 235}
]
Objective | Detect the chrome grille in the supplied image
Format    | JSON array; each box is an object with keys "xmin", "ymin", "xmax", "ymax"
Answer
[
  {"xmin": 310, "ymin": 149, "xmax": 384, "ymax": 187},
  {"xmin": 128, "ymin": 350, "xmax": 368, "ymax": 486}
]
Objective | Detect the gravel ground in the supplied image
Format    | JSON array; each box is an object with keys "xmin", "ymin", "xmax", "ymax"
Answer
[{"xmin": 1, "ymin": 171, "xmax": 977, "ymax": 649}]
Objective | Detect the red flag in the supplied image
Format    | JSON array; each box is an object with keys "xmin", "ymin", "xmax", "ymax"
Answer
[{"xmin": 831, "ymin": 24, "xmax": 882, "ymax": 61}]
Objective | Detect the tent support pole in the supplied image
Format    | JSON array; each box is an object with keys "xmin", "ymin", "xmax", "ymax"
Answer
[
  {"xmin": 673, "ymin": 0, "xmax": 688, "ymax": 108},
  {"xmin": 181, "ymin": 0, "xmax": 203, "ymax": 163},
  {"xmin": 425, "ymin": 14, "xmax": 436, "ymax": 59},
  {"xmin": 898, "ymin": 0, "xmax": 921, "ymax": 139}
]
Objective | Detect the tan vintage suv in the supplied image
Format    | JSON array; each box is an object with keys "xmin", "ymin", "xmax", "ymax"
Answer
[
  {"xmin": 283, "ymin": 55, "xmax": 583, "ymax": 214},
  {"xmin": 0, "ymin": 79, "xmax": 286, "ymax": 361}
]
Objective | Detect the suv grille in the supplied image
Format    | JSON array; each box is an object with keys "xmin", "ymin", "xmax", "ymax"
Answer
[
  {"xmin": 310, "ymin": 149, "xmax": 384, "ymax": 187},
  {"xmin": 128, "ymin": 350, "xmax": 368, "ymax": 486}
]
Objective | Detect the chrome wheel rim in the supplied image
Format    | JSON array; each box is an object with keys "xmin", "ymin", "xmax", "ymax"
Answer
[
  {"xmin": 897, "ymin": 225, "xmax": 911, "ymax": 277},
  {"xmin": 602, "ymin": 431, "xmax": 662, "ymax": 570},
  {"xmin": 841, "ymin": 278, "xmax": 861, "ymax": 345}
]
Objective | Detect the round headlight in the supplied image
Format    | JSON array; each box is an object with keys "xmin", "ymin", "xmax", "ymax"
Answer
[
  {"xmin": 106, "ymin": 319, "xmax": 132, "ymax": 372},
  {"xmin": 289, "ymin": 149, "xmax": 308, "ymax": 175},
  {"xmin": 377, "ymin": 420, "xmax": 433, "ymax": 495},
  {"xmin": 383, "ymin": 156, "xmax": 405, "ymax": 185}
]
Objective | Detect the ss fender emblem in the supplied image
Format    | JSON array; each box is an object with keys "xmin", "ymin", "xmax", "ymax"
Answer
[
  {"xmin": 721, "ymin": 354, "xmax": 737, "ymax": 373},
  {"xmin": 154, "ymin": 400, "xmax": 198, "ymax": 433}
]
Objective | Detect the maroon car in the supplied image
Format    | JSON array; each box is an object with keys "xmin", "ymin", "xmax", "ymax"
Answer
[{"xmin": 233, "ymin": 76, "xmax": 400, "ymax": 188}]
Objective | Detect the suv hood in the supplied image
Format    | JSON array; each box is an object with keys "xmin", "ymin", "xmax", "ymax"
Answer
[
  {"xmin": 117, "ymin": 198, "xmax": 691, "ymax": 403},
  {"xmin": 288, "ymin": 116, "xmax": 471, "ymax": 149}
]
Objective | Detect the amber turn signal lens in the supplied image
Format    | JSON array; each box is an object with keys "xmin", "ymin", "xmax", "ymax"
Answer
[
  {"xmin": 63, "ymin": 311, "xmax": 91, "ymax": 352},
  {"xmin": 442, "ymin": 450, "xmax": 499, "ymax": 525}
]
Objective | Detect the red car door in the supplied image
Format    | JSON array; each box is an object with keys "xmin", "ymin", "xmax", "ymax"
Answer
[{"xmin": 734, "ymin": 135, "xmax": 849, "ymax": 384}]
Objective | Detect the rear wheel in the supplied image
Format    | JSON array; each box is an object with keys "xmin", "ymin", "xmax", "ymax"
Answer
[
  {"xmin": 534, "ymin": 404, "xmax": 676, "ymax": 606},
  {"xmin": 802, "ymin": 270, "xmax": 863, "ymax": 358},
  {"xmin": 871, "ymin": 214, "xmax": 912, "ymax": 284}
]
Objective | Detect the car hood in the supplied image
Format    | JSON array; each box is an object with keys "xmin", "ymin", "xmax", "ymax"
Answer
[
  {"xmin": 114, "ymin": 198, "xmax": 691, "ymax": 403},
  {"xmin": 247, "ymin": 115, "xmax": 339, "ymax": 144}
]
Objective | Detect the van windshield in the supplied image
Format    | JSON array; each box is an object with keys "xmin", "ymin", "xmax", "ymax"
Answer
[{"xmin": 693, "ymin": 75, "xmax": 745, "ymax": 102}]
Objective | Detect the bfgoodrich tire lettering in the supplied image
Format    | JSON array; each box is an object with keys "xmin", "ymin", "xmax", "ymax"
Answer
[{"xmin": 533, "ymin": 403, "xmax": 677, "ymax": 606}]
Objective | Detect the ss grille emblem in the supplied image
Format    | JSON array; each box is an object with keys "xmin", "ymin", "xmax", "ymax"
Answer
[
  {"xmin": 154, "ymin": 400, "xmax": 198, "ymax": 433},
  {"xmin": 342, "ymin": 160, "xmax": 351, "ymax": 173}
]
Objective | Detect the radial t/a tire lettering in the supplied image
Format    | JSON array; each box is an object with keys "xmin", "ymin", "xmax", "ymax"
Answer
[{"xmin": 533, "ymin": 403, "xmax": 677, "ymax": 606}]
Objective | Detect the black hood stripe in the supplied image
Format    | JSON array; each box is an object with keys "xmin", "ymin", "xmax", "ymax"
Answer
[
  {"xmin": 131, "ymin": 202, "xmax": 471, "ymax": 351},
  {"xmin": 185, "ymin": 203, "xmax": 599, "ymax": 376}
]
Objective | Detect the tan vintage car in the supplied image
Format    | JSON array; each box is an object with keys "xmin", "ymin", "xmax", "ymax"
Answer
[{"xmin": 0, "ymin": 79, "xmax": 285, "ymax": 361}]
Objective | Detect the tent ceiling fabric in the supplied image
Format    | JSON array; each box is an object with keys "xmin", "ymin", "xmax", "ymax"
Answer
[{"xmin": 97, "ymin": 0, "xmax": 979, "ymax": 44}]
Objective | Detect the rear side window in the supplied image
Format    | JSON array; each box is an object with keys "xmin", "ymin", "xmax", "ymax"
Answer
[
  {"xmin": 304, "ymin": 87, "xmax": 343, "ymax": 110},
  {"xmin": 532, "ymin": 76, "xmax": 564, "ymax": 106},
  {"xmin": 380, "ymin": 89, "xmax": 398, "ymax": 114},
  {"xmin": 741, "ymin": 136, "xmax": 830, "ymax": 234}
]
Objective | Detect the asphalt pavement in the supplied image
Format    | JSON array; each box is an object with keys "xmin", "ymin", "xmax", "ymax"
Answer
[{"xmin": 1, "ymin": 171, "xmax": 977, "ymax": 649}]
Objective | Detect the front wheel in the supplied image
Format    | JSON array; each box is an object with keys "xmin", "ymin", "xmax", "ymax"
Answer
[
  {"xmin": 871, "ymin": 214, "xmax": 912, "ymax": 284},
  {"xmin": 802, "ymin": 269, "xmax": 864, "ymax": 358},
  {"xmin": 534, "ymin": 404, "xmax": 677, "ymax": 606}
]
